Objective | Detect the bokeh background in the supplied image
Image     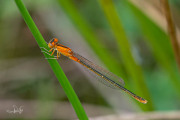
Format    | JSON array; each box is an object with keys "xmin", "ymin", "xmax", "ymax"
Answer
[{"xmin": 0, "ymin": 0, "xmax": 180, "ymax": 119}]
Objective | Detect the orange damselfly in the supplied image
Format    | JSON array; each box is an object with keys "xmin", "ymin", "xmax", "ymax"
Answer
[{"xmin": 41, "ymin": 38, "xmax": 148, "ymax": 104}]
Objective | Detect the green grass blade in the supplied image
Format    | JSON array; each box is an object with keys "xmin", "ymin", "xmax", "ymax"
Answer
[
  {"xmin": 98, "ymin": 0, "xmax": 154, "ymax": 111},
  {"xmin": 57, "ymin": 0, "xmax": 126, "ymax": 79},
  {"xmin": 14, "ymin": 0, "xmax": 88, "ymax": 119},
  {"xmin": 124, "ymin": 1, "xmax": 180, "ymax": 94}
]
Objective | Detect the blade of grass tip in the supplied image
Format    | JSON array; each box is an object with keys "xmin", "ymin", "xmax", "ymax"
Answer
[
  {"xmin": 125, "ymin": 0, "xmax": 180, "ymax": 95},
  {"xmin": 160, "ymin": 0, "xmax": 180, "ymax": 71},
  {"xmin": 14, "ymin": 0, "xmax": 88, "ymax": 119},
  {"xmin": 98, "ymin": 0, "xmax": 154, "ymax": 111},
  {"xmin": 57, "ymin": 0, "xmax": 126, "ymax": 79}
]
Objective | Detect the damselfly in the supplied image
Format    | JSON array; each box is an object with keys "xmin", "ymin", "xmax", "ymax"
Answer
[{"xmin": 41, "ymin": 38, "xmax": 148, "ymax": 104}]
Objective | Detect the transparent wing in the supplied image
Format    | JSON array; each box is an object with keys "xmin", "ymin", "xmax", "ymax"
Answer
[{"xmin": 72, "ymin": 52, "xmax": 125, "ymax": 89}]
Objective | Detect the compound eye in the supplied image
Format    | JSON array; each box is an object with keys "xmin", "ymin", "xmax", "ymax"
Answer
[{"xmin": 54, "ymin": 38, "xmax": 58, "ymax": 43}]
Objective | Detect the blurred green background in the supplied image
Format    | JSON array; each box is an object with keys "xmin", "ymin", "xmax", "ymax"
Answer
[{"xmin": 0, "ymin": 0, "xmax": 180, "ymax": 119}]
